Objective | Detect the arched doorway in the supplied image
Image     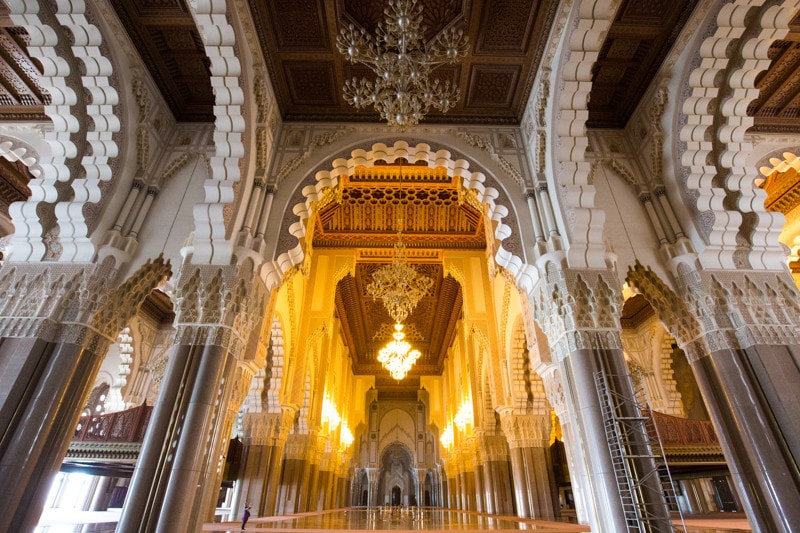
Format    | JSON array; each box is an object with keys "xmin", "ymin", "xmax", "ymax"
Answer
[{"xmin": 377, "ymin": 444, "xmax": 415, "ymax": 507}]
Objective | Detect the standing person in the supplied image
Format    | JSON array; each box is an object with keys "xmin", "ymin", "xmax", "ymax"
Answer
[{"xmin": 241, "ymin": 502, "xmax": 252, "ymax": 530}]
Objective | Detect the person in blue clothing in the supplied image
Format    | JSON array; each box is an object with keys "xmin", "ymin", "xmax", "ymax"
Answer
[{"xmin": 241, "ymin": 502, "xmax": 252, "ymax": 530}]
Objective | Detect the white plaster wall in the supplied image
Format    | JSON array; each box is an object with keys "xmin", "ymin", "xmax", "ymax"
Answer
[{"xmin": 592, "ymin": 163, "xmax": 663, "ymax": 284}]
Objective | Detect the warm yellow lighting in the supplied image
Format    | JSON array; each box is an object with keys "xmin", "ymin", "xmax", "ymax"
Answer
[
  {"xmin": 322, "ymin": 398, "xmax": 341, "ymax": 429},
  {"xmin": 340, "ymin": 421, "xmax": 354, "ymax": 448},
  {"xmin": 377, "ymin": 323, "xmax": 421, "ymax": 381},
  {"xmin": 367, "ymin": 232, "xmax": 433, "ymax": 324},
  {"xmin": 453, "ymin": 401, "xmax": 473, "ymax": 430},
  {"xmin": 440, "ymin": 424, "xmax": 454, "ymax": 449}
]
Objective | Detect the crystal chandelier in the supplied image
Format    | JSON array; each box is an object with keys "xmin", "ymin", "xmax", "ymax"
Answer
[
  {"xmin": 367, "ymin": 231, "xmax": 433, "ymax": 324},
  {"xmin": 336, "ymin": 0, "xmax": 469, "ymax": 127},
  {"xmin": 378, "ymin": 323, "xmax": 422, "ymax": 380}
]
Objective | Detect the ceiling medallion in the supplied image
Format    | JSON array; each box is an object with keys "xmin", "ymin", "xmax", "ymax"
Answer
[
  {"xmin": 336, "ymin": 0, "xmax": 470, "ymax": 127},
  {"xmin": 378, "ymin": 323, "xmax": 422, "ymax": 381},
  {"xmin": 366, "ymin": 230, "xmax": 433, "ymax": 324}
]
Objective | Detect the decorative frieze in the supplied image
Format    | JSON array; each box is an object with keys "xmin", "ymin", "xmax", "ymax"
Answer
[
  {"xmin": 497, "ymin": 409, "xmax": 550, "ymax": 449},
  {"xmin": 529, "ymin": 263, "xmax": 624, "ymax": 361},
  {"xmin": 0, "ymin": 256, "xmax": 171, "ymax": 352}
]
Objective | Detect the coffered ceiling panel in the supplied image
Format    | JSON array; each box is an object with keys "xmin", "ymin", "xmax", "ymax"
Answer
[
  {"xmin": 0, "ymin": 6, "xmax": 47, "ymax": 121},
  {"xmin": 587, "ymin": 0, "xmax": 699, "ymax": 129},
  {"xmin": 749, "ymin": 11, "xmax": 800, "ymax": 133},
  {"xmin": 107, "ymin": 0, "xmax": 215, "ymax": 122},
  {"xmin": 249, "ymin": 0, "xmax": 558, "ymax": 123}
]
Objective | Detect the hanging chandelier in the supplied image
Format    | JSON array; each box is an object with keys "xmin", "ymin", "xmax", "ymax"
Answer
[
  {"xmin": 336, "ymin": 0, "xmax": 470, "ymax": 127},
  {"xmin": 367, "ymin": 230, "xmax": 433, "ymax": 324},
  {"xmin": 378, "ymin": 323, "xmax": 422, "ymax": 380}
]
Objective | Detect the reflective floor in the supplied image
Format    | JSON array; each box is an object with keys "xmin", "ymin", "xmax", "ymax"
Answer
[{"xmin": 201, "ymin": 508, "xmax": 753, "ymax": 533}]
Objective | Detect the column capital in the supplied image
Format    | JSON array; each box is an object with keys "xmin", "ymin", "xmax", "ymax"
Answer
[
  {"xmin": 498, "ymin": 411, "xmax": 550, "ymax": 449},
  {"xmin": 173, "ymin": 263, "xmax": 269, "ymax": 360},
  {"xmin": 243, "ymin": 411, "xmax": 294, "ymax": 447},
  {"xmin": 475, "ymin": 433, "xmax": 510, "ymax": 464},
  {"xmin": 627, "ymin": 262, "xmax": 800, "ymax": 360},
  {"xmin": 0, "ymin": 257, "xmax": 171, "ymax": 351},
  {"xmin": 528, "ymin": 265, "xmax": 624, "ymax": 361}
]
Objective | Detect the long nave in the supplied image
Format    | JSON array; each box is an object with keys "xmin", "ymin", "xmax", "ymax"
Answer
[{"xmin": 1, "ymin": 1, "xmax": 799, "ymax": 533}]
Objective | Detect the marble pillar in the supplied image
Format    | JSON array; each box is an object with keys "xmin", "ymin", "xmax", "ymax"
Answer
[
  {"xmin": 0, "ymin": 338, "xmax": 111, "ymax": 532},
  {"xmin": 118, "ymin": 342, "xmax": 231, "ymax": 532},
  {"xmin": 0, "ymin": 258, "xmax": 169, "ymax": 533},
  {"xmin": 628, "ymin": 265, "xmax": 800, "ymax": 532},
  {"xmin": 691, "ymin": 345, "xmax": 800, "ymax": 531},
  {"xmin": 230, "ymin": 406, "xmax": 294, "ymax": 518},
  {"xmin": 498, "ymin": 412, "xmax": 558, "ymax": 519}
]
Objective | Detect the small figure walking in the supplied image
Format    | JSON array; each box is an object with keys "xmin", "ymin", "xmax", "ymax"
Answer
[{"xmin": 241, "ymin": 502, "xmax": 252, "ymax": 530}]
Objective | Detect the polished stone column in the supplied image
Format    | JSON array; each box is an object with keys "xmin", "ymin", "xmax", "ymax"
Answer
[
  {"xmin": 476, "ymin": 432, "xmax": 515, "ymax": 515},
  {"xmin": 498, "ymin": 411, "xmax": 557, "ymax": 519},
  {"xmin": 0, "ymin": 338, "xmax": 110, "ymax": 532},
  {"xmin": 628, "ymin": 265, "xmax": 800, "ymax": 532},
  {"xmin": 0, "ymin": 258, "xmax": 169, "ymax": 533},
  {"xmin": 691, "ymin": 345, "xmax": 800, "ymax": 531},
  {"xmin": 119, "ymin": 343, "xmax": 231, "ymax": 532},
  {"xmin": 473, "ymin": 461, "xmax": 486, "ymax": 512},
  {"xmin": 232, "ymin": 406, "xmax": 295, "ymax": 518}
]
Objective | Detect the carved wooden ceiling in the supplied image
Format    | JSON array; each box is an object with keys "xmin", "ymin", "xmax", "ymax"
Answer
[
  {"xmin": 249, "ymin": 0, "xmax": 558, "ymax": 124},
  {"xmin": 318, "ymin": 163, "xmax": 482, "ymax": 389},
  {"xmin": 106, "ymin": 0, "xmax": 215, "ymax": 122},
  {"xmin": 2, "ymin": 1, "xmax": 799, "ymax": 129},
  {"xmin": 587, "ymin": 0, "xmax": 698, "ymax": 128}
]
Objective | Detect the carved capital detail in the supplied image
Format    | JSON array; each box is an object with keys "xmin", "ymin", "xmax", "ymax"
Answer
[
  {"xmin": 498, "ymin": 410, "xmax": 550, "ymax": 449},
  {"xmin": 531, "ymin": 264, "xmax": 624, "ymax": 361},
  {"xmin": 174, "ymin": 262, "xmax": 268, "ymax": 359},
  {"xmin": 0, "ymin": 256, "xmax": 171, "ymax": 353},
  {"xmin": 626, "ymin": 262, "xmax": 800, "ymax": 361}
]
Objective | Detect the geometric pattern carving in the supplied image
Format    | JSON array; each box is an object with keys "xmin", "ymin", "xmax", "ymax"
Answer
[{"xmin": 313, "ymin": 168, "xmax": 485, "ymax": 250}]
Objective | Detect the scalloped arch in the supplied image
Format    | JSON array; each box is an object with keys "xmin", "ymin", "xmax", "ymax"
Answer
[
  {"xmin": 677, "ymin": 1, "xmax": 800, "ymax": 270},
  {"xmin": 265, "ymin": 141, "xmax": 535, "ymax": 292}
]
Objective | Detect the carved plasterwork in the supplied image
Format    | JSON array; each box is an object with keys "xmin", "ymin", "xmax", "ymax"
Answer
[
  {"xmin": 243, "ymin": 411, "xmax": 294, "ymax": 447},
  {"xmin": 677, "ymin": 1, "xmax": 800, "ymax": 271},
  {"xmin": 498, "ymin": 410, "xmax": 550, "ymax": 449},
  {"xmin": 627, "ymin": 261, "xmax": 800, "ymax": 361},
  {"xmin": 0, "ymin": 256, "xmax": 171, "ymax": 353},
  {"xmin": 173, "ymin": 261, "xmax": 268, "ymax": 359},
  {"xmin": 530, "ymin": 261, "xmax": 624, "ymax": 361},
  {"xmin": 475, "ymin": 433, "xmax": 510, "ymax": 464},
  {"xmin": 268, "ymin": 141, "xmax": 532, "ymax": 294}
]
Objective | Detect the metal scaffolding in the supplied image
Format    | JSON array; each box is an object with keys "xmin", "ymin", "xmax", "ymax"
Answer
[{"xmin": 594, "ymin": 370, "xmax": 687, "ymax": 533}]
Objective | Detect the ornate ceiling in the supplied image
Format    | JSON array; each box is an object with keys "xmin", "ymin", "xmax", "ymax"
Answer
[
  {"xmin": 320, "ymin": 163, "xmax": 483, "ymax": 389},
  {"xmin": 249, "ymin": 0, "xmax": 558, "ymax": 124},
  {"xmin": 587, "ymin": 0, "xmax": 698, "ymax": 128},
  {"xmin": 0, "ymin": 1, "xmax": 798, "ymax": 130}
]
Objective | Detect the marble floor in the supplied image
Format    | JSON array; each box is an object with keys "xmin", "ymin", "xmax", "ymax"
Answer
[
  {"xmin": 33, "ymin": 507, "xmax": 752, "ymax": 533},
  {"xmin": 201, "ymin": 508, "xmax": 753, "ymax": 533}
]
